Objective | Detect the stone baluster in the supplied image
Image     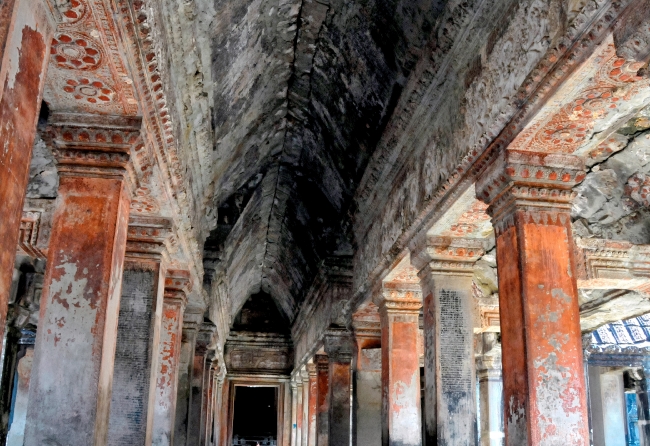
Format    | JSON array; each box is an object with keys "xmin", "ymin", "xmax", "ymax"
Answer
[
  {"xmin": 108, "ymin": 215, "xmax": 172, "ymax": 445},
  {"xmin": 151, "ymin": 269, "xmax": 191, "ymax": 446},
  {"xmin": 476, "ymin": 149, "xmax": 589, "ymax": 444},
  {"xmin": 24, "ymin": 113, "xmax": 142, "ymax": 446}
]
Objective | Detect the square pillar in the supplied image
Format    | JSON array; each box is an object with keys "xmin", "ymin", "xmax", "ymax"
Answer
[
  {"xmin": 412, "ymin": 236, "xmax": 483, "ymax": 446},
  {"xmin": 0, "ymin": 0, "xmax": 54, "ymax": 349},
  {"xmin": 302, "ymin": 368, "xmax": 310, "ymax": 446},
  {"xmin": 187, "ymin": 322, "xmax": 216, "ymax": 446},
  {"xmin": 24, "ymin": 113, "xmax": 142, "ymax": 446},
  {"xmin": 151, "ymin": 269, "xmax": 191, "ymax": 446},
  {"xmin": 324, "ymin": 329, "xmax": 354, "ymax": 446},
  {"xmin": 307, "ymin": 363, "xmax": 318, "ymax": 446},
  {"xmin": 200, "ymin": 362, "xmax": 216, "ymax": 446},
  {"xmin": 174, "ymin": 310, "xmax": 203, "ymax": 446},
  {"xmin": 476, "ymin": 150, "xmax": 589, "ymax": 444},
  {"xmin": 291, "ymin": 380, "xmax": 299, "ymax": 446},
  {"xmin": 296, "ymin": 374, "xmax": 305, "ymax": 446},
  {"xmin": 476, "ymin": 333, "xmax": 504, "ymax": 446},
  {"xmin": 108, "ymin": 216, "xmax": 172, "ymax": 446},
  {"xmin": 377, "ymin": 285, "xmax": 423, "ymax": 446},
  {"xmin": 316, "ymin": 354, "xmax": 330, "ymax": 446}
]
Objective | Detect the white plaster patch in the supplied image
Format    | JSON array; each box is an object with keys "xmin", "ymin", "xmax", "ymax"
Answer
[{"xmin": 506, "ymin": 396, "xmax": 527, "ymax": 445}]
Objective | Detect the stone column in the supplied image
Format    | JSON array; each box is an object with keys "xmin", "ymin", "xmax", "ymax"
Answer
[
  {"xmin": 291, "ymin": 379, "xmax": 299, "ymax": 446},
  {"xmin": 377, "ymin": 285, "xmax": 423, "ymax": 446},
  {"xmin": 476, "ymin": 333, "xmax": 504, "ymax": 446},
  {"xmin": 638, "ymin": 358, "xmax": 650, "ymax": 445},
  {"xmin": 324, "ymin": 329, "xmax": 354, "ymax": 446},
  {"xmin": 296, "ymin": 374, "xmax": 304, "ymax": 446},
  {"xmin": 108, "ymin": 216, "xmax": 171, "ymax": 446},
  {"xmin": 476, "ymin": 150, "xmax": 589, "ymax": 444},
  {"xmin": 187, "ymin": 323, "xmax": 216, "ymax": 446},
  {"xmin": 0, "ymin": 0, "xmax": 54, "ymax": 350},
  {"xmin": 352, "ymin": 318, "xmax": 382, "ymax": 446},
  {"xmin": 316, "ymin": 354, "xmax": 330, "ymax": 446},
  {"xmin": 174, "ymin": 310, "xmax": 203, "ymax": 446},
  {"xmin": 307, "ymin": 363, "xmax": 318, "ymax": 446},
  {"xmin": 412, "ymin": 236, "xmax": 482, "ymax": 446},
  {"xmin": 24, "ymin": 113, "xmax": 142, "ymax": 446},
  {"xmin": 218, "ymin": 373, "xmax": 230, "ymax": 446},
  {"xmin": 200, "ymin": 362, "xmax": 216, "ymax": 446},
  {"xmin": 302, "ymin": 368, "xmax": 310, "ymax": 446},
  {"xmin": 151, "ymin": 269, "xmax": 191, "ymax": 446}
]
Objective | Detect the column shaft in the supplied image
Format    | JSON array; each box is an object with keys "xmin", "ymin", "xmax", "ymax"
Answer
[
  {"xmin": 307, "ymin": 364, "xmax": 318, "ymax": 446},
  {"xmin": 413, "ymin": 237, "xmax": 482, "ymax": 446},
  {"xmin": 316, "ymin": 354, "xmax": 330, "ymax": 446},
  {"xmin": 302, "ymin": 371, "xmax": 310, "ymax": 446},
  {"xmin": 174, "ymin": 312, "xmax": 202, "ymax": 446},
  {"xmin": 296, "ymin": 379, "xmax": 304, "ymax": 446},
  {"xmin": 325, "ymin": 331, "xmax": 354, "ymax": 446},
  {"xmin": 0, "ymin": 0, "xmax": 53, "ymax": 350},
  {"xmin": 151, "ymin": 270, "xmax": 190, "ymax": 446},
  {"xmin": 24, "ymin": 114, "xmax": 141, "ymax": 446},
  {"xmin": 108, "ymin": 216, "xmax": 171, "ymax": 446},
  {"xmin": 188, "ymin": 324, "xmax": 216, "ymax": 446},
  {"xmin": 379, "ymin": 287, "xmax": 422, "ymax": 446},
  {"xmin": 291, "ymin": 381, "xmax": 299, "ymax": 446},
  {"xmin": 477, "ymin": 150, "xmax": 589, "ymax": 444}
]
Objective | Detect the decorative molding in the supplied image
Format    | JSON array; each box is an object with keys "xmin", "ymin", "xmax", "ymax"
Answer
[
  {"xmin": 17, "ymin": 211, "xmax": 46, "ymax": 260},
  {"xmin": 125, "ymin": 215, "xmax": 172, "ymax": 259},
  {"xmin": 164, "ymin": 269, "xmax": 191, "ymax": 307},
  {"xmin": 475, "ymin": 150, "xmax": 585, "ymax": 235}
]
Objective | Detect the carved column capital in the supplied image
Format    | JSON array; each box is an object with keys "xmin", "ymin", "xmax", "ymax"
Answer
[
  {"xmin": 324, "ymin": 329, "xmax": 354, "ymax": 364},
  {"xmin": 164, "ymin": 269, "xmax": 191, "ymax": 309},
  {"xmin": 411, "ymin": 235, "xmax": 484, "ymax": 277},
  {"xmin": 47, "ymin": 112, "xmax": 143, "ymax": 194},
  {"xmin": 377, "ymin": 286, "xmax": 422, "ymax": 315},
  {"xmin": 125, "ymin": 215, "xmax": 172, "ymax": 261},
  {"xmin": 315, "ymin": 354, "xmax": 329, "ymax": 372},
  {"xmin": 182, "ymin": 310, "xmax": 204, "ymax": 337},
  {"xmin": 306, "ymin": 362, "xmax": 317, "ymax": 377},
  {"xmin": 195, "ymin": 321, "xmax": 217, "ymax": 356},
  {"xmin": 476, "ymin": 150, "xmax": 585, "ymax": 235}
]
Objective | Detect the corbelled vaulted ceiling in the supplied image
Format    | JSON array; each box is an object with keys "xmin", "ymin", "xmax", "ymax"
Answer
[{"xmin": 163, "ymin": 0, "xmax": 446, "ymax": 322}]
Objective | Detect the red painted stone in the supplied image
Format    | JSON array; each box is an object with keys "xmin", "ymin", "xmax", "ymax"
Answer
[{"xmin": 0, "ymin": 0, "xmax": 52, "ymax": 361}]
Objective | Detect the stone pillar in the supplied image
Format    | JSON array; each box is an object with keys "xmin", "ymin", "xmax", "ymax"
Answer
[
  {"xmin": 352, "ymin": 317, "xmax": 382, "ymax": 446},
  {"xmin": 324, "ymin": 329, "xmax": 354, "ymax": 446},
  {"xmin": 296, "ymin": 374, "xmax": 304, "ymax": 446},
  {"xmin": 412, "ymin": 236, "xmax": 482, "ymax": 446},
  {"xmin": 108, "ymin": 215, "xmax": 171, "ymax": 446},
  {"xmin": 476, "ymin": 333, "xmax": 504, "ymax": 446},
  {"xmin": 291, "ymin": 379, "xmax": 299, "ymax": 446},
  {"xmin": 5, "ymin": 343, "xmax": 35, "ymax": 446},
  {"xmin": 476, "ymin": 150, "xmax": 589, "ymax": 444},
  {"xmin": 0, "ymin": 0, "xmax": 54, "ymax": 350},
  {"xmin": 188, "ymin": 323, "xmax": 216, "ymax": 446},
  {"xmin": 302, "ymin": 368, "xmax": 310, "ymax": 446},
  {"xmin": 307, "ymin": 363, "xmax": 318, "ymax": 446},
  {"xmin": 638, "ymin": 358, "xmax": 650, "ymax": 446},
  {"xmin": 151, "ymin": 269, "xmax": 191, "ymax": 446},
  {"xmin": 218, "ymin": 373, "xmax": 230, "ymax": 446},
  {"xmin": 174, "ymin": 310, "xmax": 203, "ymax": 446},
  {"xmin": 24, "ymin": 114, "xmax": 142, "ymax": 446},
  {"xmin": 377, "ymin": 285, "xmax": 422, "ymax": 446},
  {"xmin": 200, "ymin": 362, "xmax": 216, "ymax": 446},
  {"xmin": 316, "ymin": 354, "xmax": 330, "ymax": 446}
]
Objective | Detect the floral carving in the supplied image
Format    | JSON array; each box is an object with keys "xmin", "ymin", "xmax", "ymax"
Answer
[
  {"xmin": 51, "ymin": 32, "xmax": 102, "ymax": 71},
  {"xmin": 62, "ymin": 77, "xmax": 114, "ymax": 104}
]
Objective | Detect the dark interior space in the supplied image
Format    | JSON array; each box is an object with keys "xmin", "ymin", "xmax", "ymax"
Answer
[{"xmin": 232, "ymin": 386, "xmax": 278, "ymax": 442}]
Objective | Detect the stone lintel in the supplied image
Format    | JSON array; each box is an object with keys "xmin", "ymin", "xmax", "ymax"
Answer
[
  {"xmin": 47, "ymin": 112, "xmax": 143, "ymax": 192},
  {"xmin": 476, "ymin": 150, "xmax": 586, "ymax": 233}
]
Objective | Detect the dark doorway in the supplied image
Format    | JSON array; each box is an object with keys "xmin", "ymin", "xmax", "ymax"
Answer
[{"xmin": 232, "ymin": 386, "xmax": 278, "ymax": 445}]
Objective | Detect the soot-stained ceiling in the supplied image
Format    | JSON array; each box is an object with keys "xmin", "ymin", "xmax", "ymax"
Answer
[{"xmin": 202, "ymin": 0, "xmax": 446, "ymax": 322}]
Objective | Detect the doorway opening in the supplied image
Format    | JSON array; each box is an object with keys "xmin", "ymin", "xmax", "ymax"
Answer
[{"xmin": 231, "ymin": 386, "xmax": 278, "ymax": 446}]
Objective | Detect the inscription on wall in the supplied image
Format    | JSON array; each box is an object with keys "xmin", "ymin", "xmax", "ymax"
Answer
[{"xmin": 439, "ymin": 289, "xmax": 471, "ymax": 396}]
